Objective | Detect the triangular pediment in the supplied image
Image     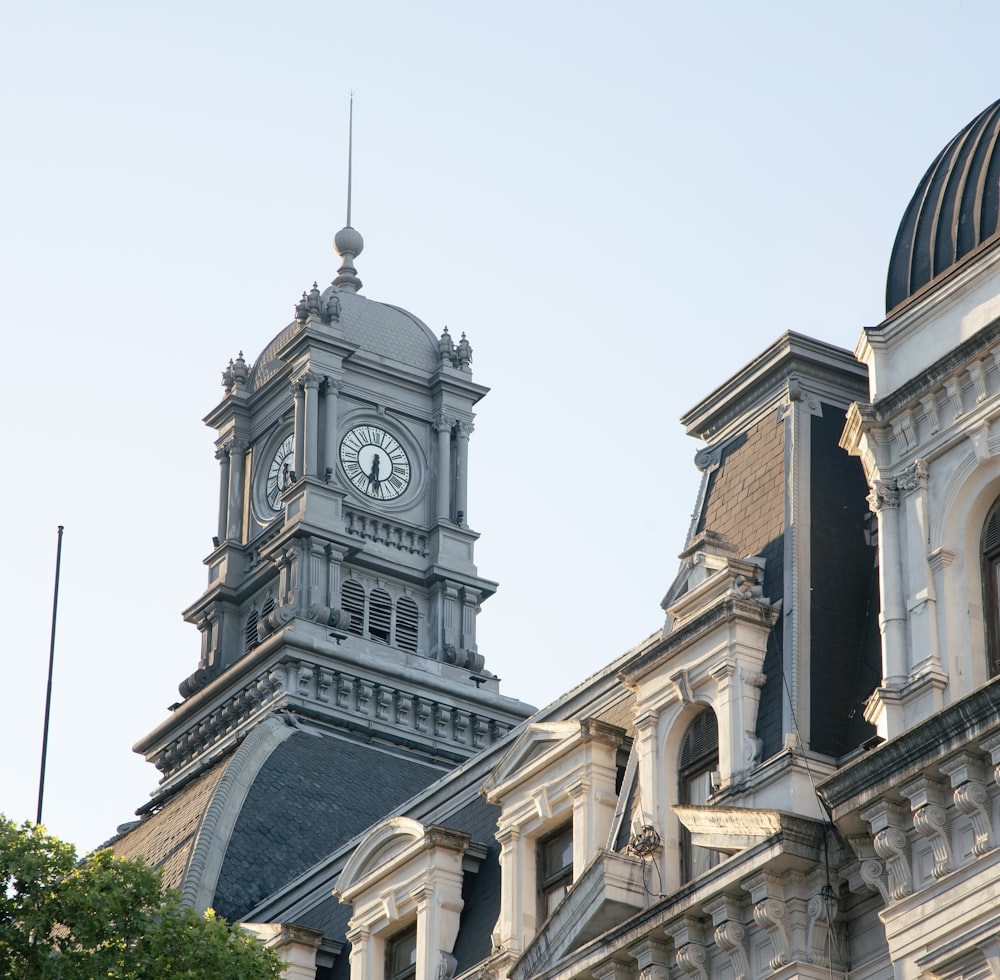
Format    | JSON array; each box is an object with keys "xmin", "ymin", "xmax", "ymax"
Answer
[{"xmin": 481, "ymin": 722, "xmax": 583, "ymax": 799}]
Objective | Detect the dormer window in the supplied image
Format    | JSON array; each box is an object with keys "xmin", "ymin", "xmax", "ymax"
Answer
[{"xmin": 538, "ymin": 824, "xmax": 573, "ymax": 921}]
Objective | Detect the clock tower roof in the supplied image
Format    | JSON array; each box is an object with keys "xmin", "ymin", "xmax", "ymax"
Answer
[{"xmin": 248, "ymin": 288, "xmax": 442, "ymax": 392}]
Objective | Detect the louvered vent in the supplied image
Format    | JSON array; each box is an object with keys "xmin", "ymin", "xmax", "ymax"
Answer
[
  {"xmin": 244, "ymin": 609, "xmax": 259, "ymax": 652},
  {"xmin": 369, "ymin": 589, "xmax": 392, "ymax": 643},
  {"xmin": 341, "ymin": 580, "xmax": 365, "ymax": 635},
  {"xmin": 679, "ymin": 710, "xmax": 719, "ymax": 772},
  {"xmin": 396, "ymin": 597, "xmax": 419, "ymax": 652},
  {"xmin": 984, "ymin": 505, "xmax": 1000, "ymax": 555}
]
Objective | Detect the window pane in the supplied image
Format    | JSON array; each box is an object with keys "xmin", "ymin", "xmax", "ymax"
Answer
[
  {"xmin": 542, "ymin": 826, "xmax": 573, "ymax": 879},
  {"xmin": 386, "ymin": 926, "xmax": 417, "ymax": 980}
]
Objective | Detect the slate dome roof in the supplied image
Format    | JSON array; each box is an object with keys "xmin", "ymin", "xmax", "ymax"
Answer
[
  {"xmin": 887, "ymin": 99, "xmax": 1000, "ymax": 313},
  {"xmin": 248, "ymin": 289, "xmax": 441, "ymax": 392}
]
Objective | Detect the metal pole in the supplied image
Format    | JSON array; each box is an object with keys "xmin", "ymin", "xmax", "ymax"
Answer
[{"xmin": 36, "ymin": 525, "xmax": 64, "ymax": 826}]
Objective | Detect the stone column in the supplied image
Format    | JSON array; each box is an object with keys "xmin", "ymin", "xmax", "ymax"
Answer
[
  {"xmin": 869, "ymin": 478, "xmax": 906, "ymax": 688},
  {"xmin": 301, "ymin": 371, "xmax": 321, "ymax": 478},
  {"xmin": 454, "ymin": 420, "xmax": 472, "ymax": 524},
  {"xmin": 434, "ymin": 416, "xmax": 453, "ymax": 521},
  {"xmin": 215, "ymin": 445, "xmax": 230, "ymax": 543},
  {"xmin": 324, "ymin": 377, "xmax": 341, "ymax": 479},
  {"xmin": 291, "ymin": 380, "xmax": 305, "ymax": 479},
  {"xmin": 226, "ymin": 439, "xmax": 247, "ymax": 541}
]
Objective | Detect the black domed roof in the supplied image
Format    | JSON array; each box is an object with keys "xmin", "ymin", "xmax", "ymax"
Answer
[{"xmin": 886, "ymin": 99, "xmax": 1000, "ymax": 313}]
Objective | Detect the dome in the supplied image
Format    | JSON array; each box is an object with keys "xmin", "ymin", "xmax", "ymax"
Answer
[
  {"xmin": 248, "ymin": 289, "xmax": 441, "ymax": 392},
  {"xmin": 886, "ymin": 99, "xmax": 1000, "ymax": 313}
]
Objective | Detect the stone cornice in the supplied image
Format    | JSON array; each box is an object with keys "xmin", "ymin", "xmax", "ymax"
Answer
[
  {"xmin": 817, "ymin": 675, "xmax": 1000, "ymax": 818},
  {"xmin": 137, "ymin": 622, "xmax": 533, "ymax": 800},
  {"xmin": 864, "ymin": 316, "xmax": 1000, "ymax": 422},
  {"xmin": 620, "ymin": 596, "xmax": 778, "ymax": 690},
  {"xmin": 681, "ymin": 331, "xmax": 867, "ymax": 443}
]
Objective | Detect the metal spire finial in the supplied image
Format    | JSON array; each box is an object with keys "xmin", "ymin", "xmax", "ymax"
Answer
[
  {"xmin": 333, "ymin": 91, "xmax": 364, "ymax": 293},
  {"xmin": 346, "ymin": 91, "xmax": 354, "ymax": 228}
]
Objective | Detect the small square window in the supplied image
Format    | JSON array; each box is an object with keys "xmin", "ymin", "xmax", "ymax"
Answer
[
  {"xmin": 537, "ymin": 824, "xmax": 573, "ymax": 922},
  {"xmin": 385, "ymin": 925, "xmax": 417, "ymax": 980}
]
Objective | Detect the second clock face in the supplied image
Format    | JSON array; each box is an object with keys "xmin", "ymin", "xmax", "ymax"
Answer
[
  {"xmin": 265, "ymin": 434, "xmax": 294, "ymax": 512},
  {"xmin": 340, "ymin": 425, "xmax": 411, "ymax": 500}
]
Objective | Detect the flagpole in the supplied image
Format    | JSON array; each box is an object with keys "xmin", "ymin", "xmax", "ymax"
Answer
[{"xmin": 36, "ymin": 525, "xmax": 64, "ymax": 826}]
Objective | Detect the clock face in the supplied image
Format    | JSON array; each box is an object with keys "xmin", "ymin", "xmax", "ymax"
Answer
[
  {"xmin": 265, "ymin": 434, "xmax": 294, "ymax": 511},
  {"xmin": 340, "ymin": 425, "xmax": 411, "ymax": 500}
]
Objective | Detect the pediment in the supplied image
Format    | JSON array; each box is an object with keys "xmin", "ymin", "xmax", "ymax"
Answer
[
  {"xmin": 481, "ymin": 722, "xmax": 583, "ymax": 799},
  {"xmin": 336, "ymin": 816, "xmax": 427, "ymax": 899},
  {"xmin": 482, "ymin": 720, "xmax": 625, "ymax": 802}
]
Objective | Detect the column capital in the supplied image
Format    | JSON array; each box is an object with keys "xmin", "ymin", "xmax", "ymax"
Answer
[
  {"xmin": 896, "ymin": 458, "xmax": 928, "ymax": 493},
  {"xmin": 867, "ymin": 478, "xmax": 899, "ymax": 512},
  {"xmin": 295, "ymin": 370, "xmax": 322, "ymax": 389}
]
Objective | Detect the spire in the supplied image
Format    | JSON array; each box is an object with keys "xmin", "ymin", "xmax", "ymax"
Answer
[{"xmin": 333, "ymin": 93, "xmax": 364, "ymax": 293}]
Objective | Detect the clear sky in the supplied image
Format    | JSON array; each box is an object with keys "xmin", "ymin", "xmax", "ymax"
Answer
[{"xmin": 3, "ymin": 0, "xmax": 1000, "ymax": 854}]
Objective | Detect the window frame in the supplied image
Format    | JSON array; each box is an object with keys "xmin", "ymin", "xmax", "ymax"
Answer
[
  {"xmin": 384, "ymin": 923, "xmax": 417, "ymax": 980},
  {"xmin": 536, "ymin": 822, "xmax": 573, "ymax": 924},
  {"xmin": 982, "ymin": 498, "xmax": 1000, "ymax": 678},
  {"xmin": 678, "ymin": 709, "xmax": 721, "ymax": 883}
]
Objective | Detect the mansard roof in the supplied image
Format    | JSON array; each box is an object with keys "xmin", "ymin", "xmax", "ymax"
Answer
[{"xmin": 112, "ymin": 717, "xmax": 446, "ymax": 922}]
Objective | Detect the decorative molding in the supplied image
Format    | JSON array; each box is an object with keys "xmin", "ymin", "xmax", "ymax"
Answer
[
  {"xmin": 940, "ymin": 752, "xmax": 994, "ymax": 856},
  {"xmin": 859, "ymin": 800, "xmax": 912, "ymax": 901},
  {"xmin": 742, "ymin": 873, "xmax": 792, "ymax": 971},
  {"xmin": 343, "ymin": 508, "xmax": 429, "ymax": 556},
  {"xmin": 703, "ymin": 896, "xmax": 749, "ymax": 980},
  {"xmin": 900, "ymin": 776, "xmax": 953, "ymax": 879},
  {"xmin": 896, "ymin": 458, "xmax": 928, "ymax": 493},
  {"xmin": 868, "ymin": 478, "xmax": 899, "ymax": 512},
  {"xmin": 921, "ymin": 392, "xmax": 941, "ymax": 435},
  {"xmin": 181, "ymin": 716, "xmax": 294, "ymax": 912}
]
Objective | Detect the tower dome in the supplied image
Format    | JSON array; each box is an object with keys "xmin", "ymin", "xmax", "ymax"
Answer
[{"xmin": 886, "ymin": 98, "xmax": 1000, "ymax": 313}]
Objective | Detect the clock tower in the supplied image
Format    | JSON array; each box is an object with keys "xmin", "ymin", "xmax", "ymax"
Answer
[{"xmin": 133, "ymin": 211, "xmax": 532, "ymax": 804}]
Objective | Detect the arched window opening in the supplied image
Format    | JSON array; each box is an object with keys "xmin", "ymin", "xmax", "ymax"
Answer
[
  {"xmin": 396, "ymin": 597, "xmax": 419, "ymax": 652},
  {"xmin": 369, "ymin": 589, "xmax": 392, "ymax": 643},
  {"xmin": 341, "ymin": 580, "xmax": 366, "ymax": 636},
  {"xmin": 981, "ymin": 497, "xmax": 1000, "ymax": 677},
  {"xmin": 679, "ymin": 709, "xmax": 721, "ymax": 882}
]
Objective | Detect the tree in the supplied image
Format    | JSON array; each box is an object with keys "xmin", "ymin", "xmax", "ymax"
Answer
[{"xmin": 0, "ymin": 817, "xmax": 283, "ymax": 979}]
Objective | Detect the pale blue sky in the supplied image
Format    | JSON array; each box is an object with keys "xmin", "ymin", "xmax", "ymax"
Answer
[{"xmin": 3, "ymin": 1, "xmax": 999, "ymax": 853}]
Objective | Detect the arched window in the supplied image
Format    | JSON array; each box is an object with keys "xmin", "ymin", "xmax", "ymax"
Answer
[
  {"xmin": 341, "ymin": 580, "xmax": 366, "ymax": 636},
  {"xmin": 982, "ymin": 498, "xmax": 1000, "ymax": 677},
  {"xmin": 396, "ymin": 597, "xmax": 419, "ymax": 652},
  {"xmin": 369, "ymin": 589, "xmax": 392, "ymax": 643},
  {"xmin": 678, "ymin": 709, "xmax": 720, "ymax": 882}
]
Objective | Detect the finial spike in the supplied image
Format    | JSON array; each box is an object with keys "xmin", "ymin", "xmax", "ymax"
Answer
[
  {"xmin": 346, "ymin": 91, "xmax": 354, "ymax": 228},
  {"xmin": 333, "ymin": 92, "xmax": 364, "ymax": 293}
]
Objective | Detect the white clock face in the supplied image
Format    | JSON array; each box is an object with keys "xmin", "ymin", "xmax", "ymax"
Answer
[
  {"xmin": 340, "ymin": 425, "xmax": 411, "ymax": 500},
  {"xmin": 265, "ymin": 434, "xmax": 294, "ymax": 511}
]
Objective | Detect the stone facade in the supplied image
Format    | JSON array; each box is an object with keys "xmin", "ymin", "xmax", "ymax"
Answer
[{"xmin": 114, "ymin": 98, "xmax": 1000, "ymax": 980}]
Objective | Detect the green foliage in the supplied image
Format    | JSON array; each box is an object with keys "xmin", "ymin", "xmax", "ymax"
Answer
[{"xmin": 0, "ymin": 818, "xmax": 283, "ymax": 979}]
